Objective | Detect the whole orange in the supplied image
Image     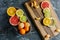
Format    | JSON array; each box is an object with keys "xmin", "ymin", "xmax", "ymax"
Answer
[
  {"xmin": 19, "ymin": 29, "xmax": 25, "ymax": 35},
  {"xmin": 24, "ymin": 26, "xmax": 29, "ymax": 32},
  {"xmin": 24, "ymin": 22, "xmax": 30, "ymax": 27}
]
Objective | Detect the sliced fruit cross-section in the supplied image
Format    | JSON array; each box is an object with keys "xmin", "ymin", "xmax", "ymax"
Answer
[
  {"xmin": 41, "ymin": 1, "xmax": 50, "ymax": 9},
  {"xmin": 43, "ymin": 17, "xmax": 52, "ymax": 26},
  {"xmin": 20, "ymin": 16, "xmax": 27, "ymax": 22},
  {"xmin": 9, "ymin": 15, "xmax": 19, "ymax": 26},
  {"xmin": 16, "ymin": 9, "xmax": 24, "ymax": 17},
  {"xmin": 7, "ymin": 7, "xmax": 16, "ymax": 16}
]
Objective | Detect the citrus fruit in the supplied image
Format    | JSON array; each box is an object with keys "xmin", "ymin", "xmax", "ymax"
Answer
[
  {"xmin": 49, "ymin": 18, "xmax": 56, "ymax": 27},
  {"xmin": 43, "ymin": 8, "xmax": 50, "ymax": 14},
  {"xmin": 43, "ymin": 17, "xmax": 52, "ymax": 26},
  {"xmin": 18, "ymin": 23, "xmax": 24, "ymax": 30},
  {"xmin": 7, "ymin": 7, "xmax": 16, "ymax": 16},
  {"xmin": 41, "ymin": 1, "xmax": 49, "ymax": 9},
  {"xmin": 24, "ymin": 26, "xmax": 30, "ymax": 32},
  {"xmin": 24, "ymin": 22, "xmax": 30, "ymax": 32},
  {"xmin": 24, "ymin": 22, "xmax": 30, "ymax": 27},
  {"xmin": 16, "ymin": 9, "xmax": 24, "ymax": 17},
  {"xmin": 44, "ymin": 13, "xmax": 51, "ymax": 17},
  {"xmin": 9, "ymin": 15, "xmax": 19, "ymax": 26},
  {"xmin": 19, "ymin": 29, "xmax": 26, "ymax": 35},
  {"xmin": 20, "ymin": 16, "xmax": 27, "ymax": 22}
]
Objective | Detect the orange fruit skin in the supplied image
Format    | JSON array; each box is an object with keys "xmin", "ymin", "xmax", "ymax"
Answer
[
  {"xmin": 19, "ymin": 29, "xmax": 26, "ymax": 35},
  {"xmin": 24, "ymin": 22, "xmax": 30, "ymax": 27},
  {"xmin": 24, "ymin": 26, "xmax": 29, "ymax": 32},
  {"xmin": 7, "ymin": 7, "xmax": 16, "ymax": 16},
  {"xmin": 24, "ymin": 22, "xmax": 30, "ymax": 32},
  {"xmin": 18, "ymin": 26, "xmax": 22, "ymax": 30}
]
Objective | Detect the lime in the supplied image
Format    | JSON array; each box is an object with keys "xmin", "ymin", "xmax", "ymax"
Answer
[
  {"xmin": 44, "ymin": 13, "xmax": 51, "ymax": 17},
  {"xmin": 43, "ymin": 8, "xmax": 50, "ymax": 14},
  {"xmin": 20, "ymin": 16, "xmax": 27, "ymax": 22},
  {"xmin": 16, "ymin": 9, "xmax": 24, "ymax": 17},
  {"xmin": 7, "ymin": 7, "xmax": 16, "ymax": 16}
]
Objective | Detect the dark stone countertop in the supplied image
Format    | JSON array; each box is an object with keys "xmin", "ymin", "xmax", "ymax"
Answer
[{"xmin": 0, "ymin": 0, "xmax": 60, "ymax": 40}]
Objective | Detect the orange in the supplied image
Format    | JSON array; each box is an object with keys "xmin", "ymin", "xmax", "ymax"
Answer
[
  {"xmin": 24, "ymin": 22, "xmax": 30, "ymax": 32},
  {"xmin": 24, "ymin": 22, "xmax": 30, "ymax": 27},
  {"xmin": 19, "ymin": 29, "xmax": 25, "ymax": 35},
  {"xmin": 7, "ymin": 7, "xmax": 16, "ymax": 16},
  {"xmin": 24, "ymin": 26, "xmax": 29, "ymax": 32}
]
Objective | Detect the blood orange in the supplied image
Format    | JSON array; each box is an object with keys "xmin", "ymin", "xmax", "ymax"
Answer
[
  {"xmin": 9, "ymin": 15, "xmax": 19, "ymax": 26},
  {"xmin": 41, "ymin": 1, "xmax": 49, "ymax": 9}
]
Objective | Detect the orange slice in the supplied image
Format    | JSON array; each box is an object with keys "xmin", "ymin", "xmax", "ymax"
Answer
[{"xmin": 7, "ymin": 7, "xmax": 16, "ymax": 16}]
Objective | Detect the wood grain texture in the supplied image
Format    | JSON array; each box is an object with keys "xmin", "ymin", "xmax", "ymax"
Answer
[{"xmin": 25, "ymin": 0, "xmax": 60, "ymax": 40}]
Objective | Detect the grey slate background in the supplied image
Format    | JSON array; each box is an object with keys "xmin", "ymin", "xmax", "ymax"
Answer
[{"xmin": 0, "ymin": 0, "xmax": 60, "ymax": 40}]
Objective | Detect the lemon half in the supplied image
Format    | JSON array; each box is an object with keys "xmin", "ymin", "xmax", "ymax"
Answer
[{"xmin": 43, "ymin": 17, "xmax": 52, "ymax": 26}]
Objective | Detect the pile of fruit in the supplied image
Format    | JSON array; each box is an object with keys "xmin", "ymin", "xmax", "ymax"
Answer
[
  {"xmin": 41, "ymin": 1, "xmax": 55, "ymax": 27},
  {"xmin": 7, "ymin": 7, "xmax": 30, "ymax": 35}
]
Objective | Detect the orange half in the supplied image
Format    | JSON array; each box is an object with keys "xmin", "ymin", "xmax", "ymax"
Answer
[{"xmin": 7, "ymin": 7, "xmax": 16, "ymax": 16}]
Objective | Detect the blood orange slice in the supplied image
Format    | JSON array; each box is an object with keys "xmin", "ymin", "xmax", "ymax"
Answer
[
  {"xmin": 41, "ymin": 1, "xmax": 50, "ymax": 9},
  {"xmin": 9, "ymin": 15, "xmax": 19, "ymax": 26}
]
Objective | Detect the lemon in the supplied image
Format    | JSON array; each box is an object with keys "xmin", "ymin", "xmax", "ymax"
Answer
[
  {"xmin": 43, "ymin": 17, "xmax": 52, "ymax": 26},
  {"xmin": 20, "ymin": 16, "xmax": 27, "ymax": 22},
  {"xmin": 7, "ymin": 7, "xmax": 16, "ymax": 16},
  {"xmin": 16, "ymin": 9, "xmax": 24, "ymax": 17}
]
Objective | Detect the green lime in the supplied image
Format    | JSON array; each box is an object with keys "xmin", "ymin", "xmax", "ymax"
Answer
[
  {"xmin": 44, "ymin": 13, "xmax": 51, "ymax": 17},
  {"xmin": 16, "ymin": 9, "xmax": 24, "ymax": 17},
  {"xmin": 43, "ymin": 8, "xmax": 50, "ymax": 14},
  {"xmin": 20, "ymin": 16, "xmax": 27, "ymax": 22}
]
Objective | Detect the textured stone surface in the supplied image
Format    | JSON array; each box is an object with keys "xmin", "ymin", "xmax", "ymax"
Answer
[{"xmin": 0, "ymin": 0, "xmax": 60, "ymax": 40}]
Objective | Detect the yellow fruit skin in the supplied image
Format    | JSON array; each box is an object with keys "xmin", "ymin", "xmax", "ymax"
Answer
[{"xmin": 7, "ymin": 7, "xmax": 16, "ymax": 16}]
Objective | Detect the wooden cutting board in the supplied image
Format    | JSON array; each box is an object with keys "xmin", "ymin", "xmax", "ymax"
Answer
[{"xmin": 25, "ymin": 0, "xmax": 60, "ymax": 40}]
